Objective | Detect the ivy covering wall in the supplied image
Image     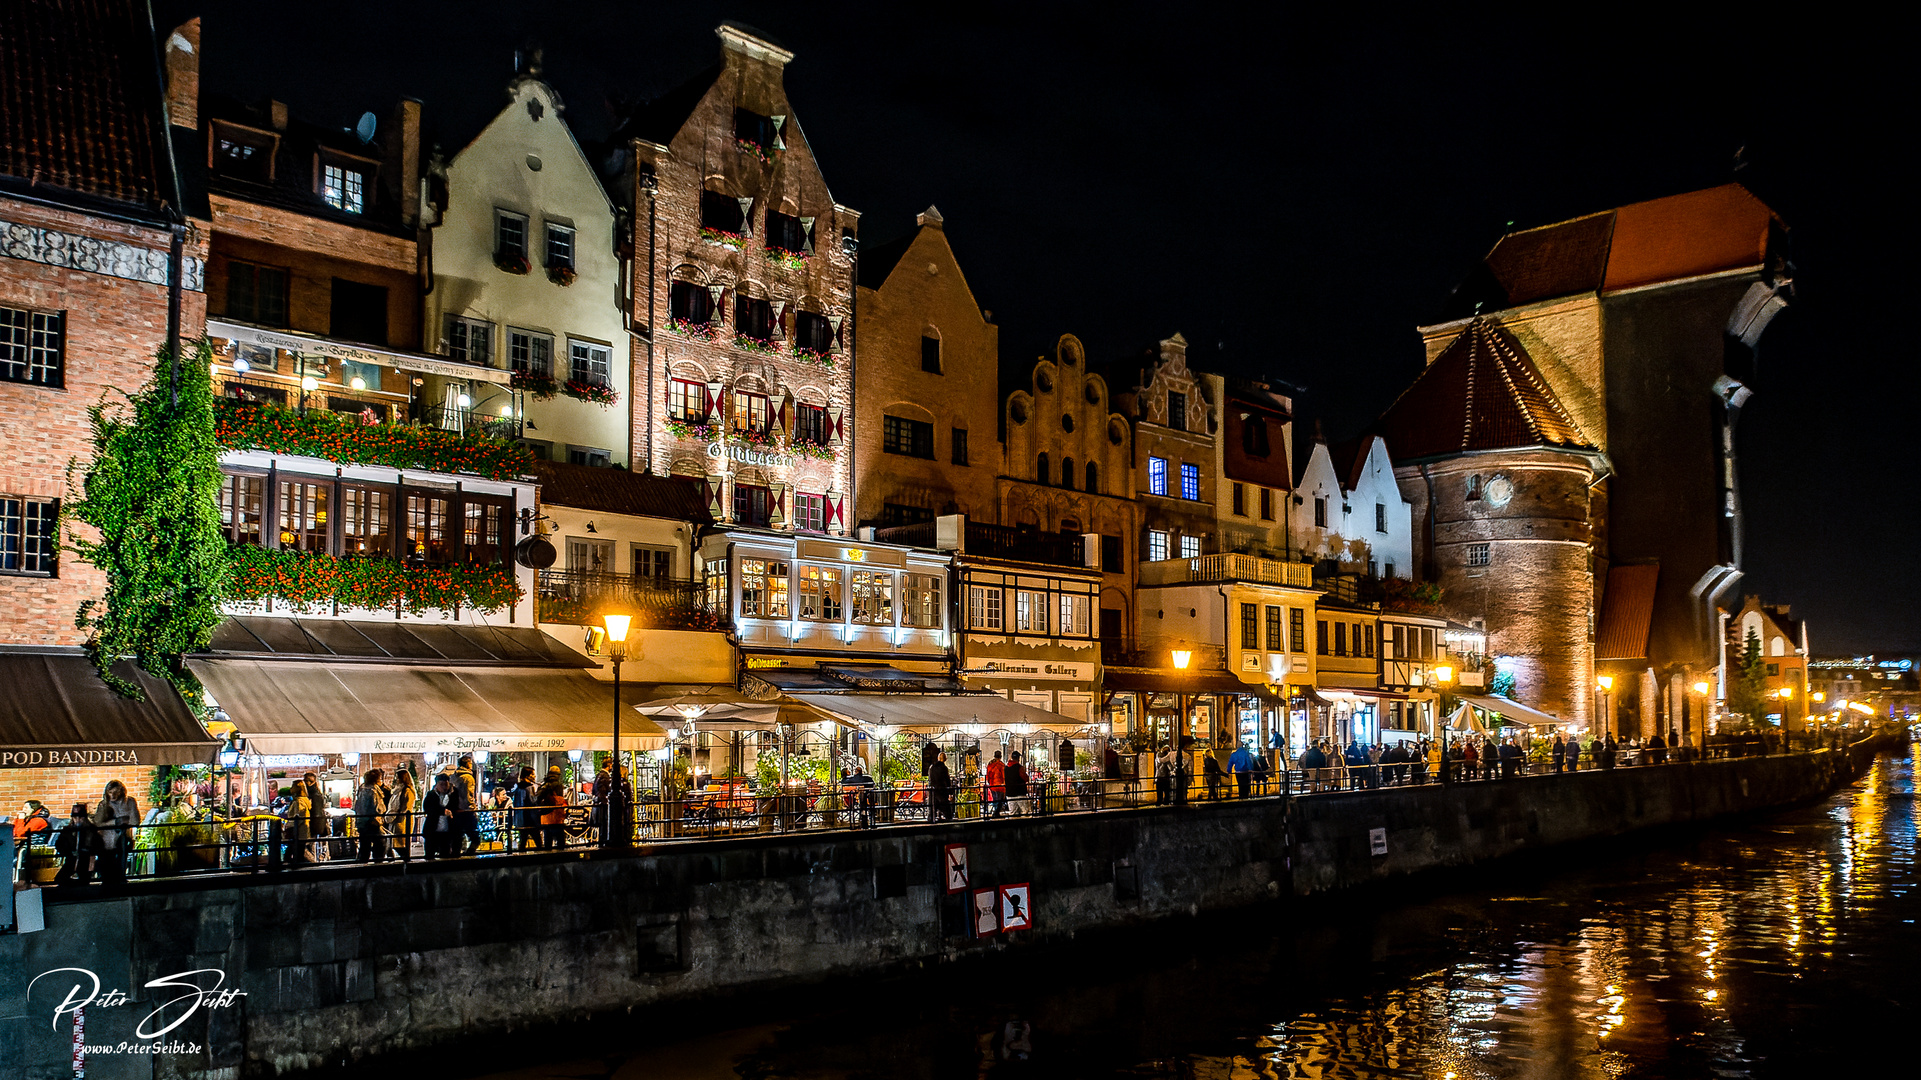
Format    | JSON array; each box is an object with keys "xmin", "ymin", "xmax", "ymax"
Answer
[
  {"xmin": 213, "ymin": 398, "xmax": 534, "ymax": 482},
  {"xmin": 67, "ymin": 341, "xmax": 231, "ymax": 698}
]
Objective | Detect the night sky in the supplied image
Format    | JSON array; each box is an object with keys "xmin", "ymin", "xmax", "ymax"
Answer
[{"xmin": 162, "ymin": 2, "xmax": 1914, "ymax": 654}]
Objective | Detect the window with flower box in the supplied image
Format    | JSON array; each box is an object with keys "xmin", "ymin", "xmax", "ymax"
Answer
[
  {"xmin": 701, "ymin": 190, "xmax": 745, "ymax": 234},
  {"xmin": 509, "ymin": 329, "xmax": 553, "ymax": 376},
  {"xmin": 545, "ymin": 223, "xmax": 575, "ymax": 270},
  {"xmin": 798, "ymin": 564, "xmax": 842, "ymax": 621},
  {"xmin": 734, "ymin": 296, "xmax": 775, "ymax": 342},
  {"xmin": 794, "ymin": 311, "xmax": 833, "ymax": 354},
  {"xmin": 569, "ymin": 340, "xmax": 612, "ymax": 387},
  {"xmin": 851, "ymin": 569, "xmax": 895, "ymax": 624},
  {"xmin": 734, "ymin": 108, "xmax": 781, "ymax": 154},
  {"xmin": 669, "ymin": 378, "xmax": 708, "ymax": 422},
  {"xmin": 276, "ymin": 480, "xmax": 330, "ymax": 553},
  {"xmin": 339, "ymin": 484, "xmax": 392, "ymax": 556},
  {"xmin": 731, "ymin": 391, "xmax": 771, "ymax": 436},
  {"xmin": 0, "ymin": 495, "xmax": 58, "ymax": 576},
  {"xmin": 794, "ymin": 403, "xmax": 829, "ymax": 445},
  {"xmin": 219, "ymin": 473, "xmax": 265, "ymax": 547},
  {"xmin": 765, "ymin": 210, "xmax": 811, "ymax": 254},
  {"xmin": 495, "ymin": 211, "xmax": 527, "ymax": 260},
  {"xmin": 670, "ymin": 281, "xmax": 714, "ymax": 325},
  {"xmin": 462, "ymin": 496, "xmax": 512, "ymax": 564},
  {"xmin": 740, "ymin": 558, "xmax": 790, "ymax": 618},
  {"xmin": 902, "ymin": 574, "xmax": 941, "ymax": 628}
]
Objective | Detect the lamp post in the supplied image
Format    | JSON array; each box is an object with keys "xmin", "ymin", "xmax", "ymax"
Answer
[
  {"xmin": 1171, "ymin": 647, "xmax": 1192, "ymax": 806},
  {"xmin": 603, "ymin": 613, "xmax": 631, "ymax": 849},
  {"xmin": 1433, "ymin": 664, "xmax": 1455, "ymax": 785},
  {"xmin": 1596, "ymin": 674, "xmax": 1614, "ymax": 739}
]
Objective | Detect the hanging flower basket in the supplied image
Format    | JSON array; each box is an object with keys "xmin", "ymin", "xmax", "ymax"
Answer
[
  {"xmin": 563, "ymin": 379, "xmax": 619, "ymax": 407},
  {"xmin": 665, "ymin": 416, "xmax": 717, "ymax": 441},
  {"xmin": 494, "ymin": 251, "xmax": 531, "ymax": 275},
  {"xmin": 699, "ymin": 227, "xmax": 744, "ymax": 249},
  {"xmin": 788, "ymin": 436, "xmax": 835, "ymax": 461},
  {"xmin": 667, "ymin": 317, "xmax": 718, "ymax": 341},
  {"xmin": 510, "ymin": 369, "xmax": 559, "ymax": 400},
  {"xmin": 547, "ymin": 264, "xmax": 577, "ymax": 287},
  {"xmin": 792, "ymin": 345, "xmax": 834, "ymax": 368},
  {"xmin": 764, "ymin": 248, "xmax": 808, "ymax": 271},
  {"xmin": 734, "ymin": 137, "xmax": 776, "ymax": 164},
  {"xmin": 734, "ymin": 333, "xmax": 780, "ymax": 356}
]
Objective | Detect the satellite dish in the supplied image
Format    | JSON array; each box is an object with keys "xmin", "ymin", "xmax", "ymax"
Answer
[{"xmin": 354, "ymin": 111, "xmax": 377, "ymax": 144}]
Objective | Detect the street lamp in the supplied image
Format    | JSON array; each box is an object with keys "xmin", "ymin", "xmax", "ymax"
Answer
[
  {"xmin": 1170, "ymin": 645, "xmax": 1192, "ymax": 755},
  {"xmin": 1692, "ymin": 680, "xmax": 1712, "ymax": 751},
  {"xmin": 603, "ymin": 613, "xmax": 631, "ymax": 849},
  {"xmin": 1596, "ymin": 675, "xmax": 1614, "ymax": 739},
  {"xmin": 1433, "ymin": 664, "xmax": 1455, "ymax": 784}
]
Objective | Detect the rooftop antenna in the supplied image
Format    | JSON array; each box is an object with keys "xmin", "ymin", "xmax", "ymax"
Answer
[{"xmin": 354, "ymin": 111, "xmax": 377, "ymax": 144}]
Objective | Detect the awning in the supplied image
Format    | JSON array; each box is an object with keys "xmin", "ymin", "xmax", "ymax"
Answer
[
  {"xmin": 1102, "ymin": 666, "xmax": 1281, "ymax": 701},
  {"xmin": 187, "ymin": 658, "xmax": 665, "ymax": 755},
  {"xmin": 0, "ymin": 649, "xmax": 218, "ymax": 768},
  {"xmin": 1458, "ymin": 693, "xmax": 1563, "ymax": 728},
  {"xmin": 792, "ymin": 692, "xmax": 1092, "ymax": 733},
  {"xmin": 745, "ymin": 664, "xmax": 970, "ymax": 694},
  {"xmin": 209, "ymin": 319, "xmax": 511, "ymax": 384}
]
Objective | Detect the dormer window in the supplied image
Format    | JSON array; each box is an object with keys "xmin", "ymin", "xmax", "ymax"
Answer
[
  {"xmin": 734, "ymin": 108, "xmax": 784, "ymax": 159},
  {"xmin": 209, "ymin": 121, "xmax": 276, "ymax": 184},
  {"xmin": 321, "ymin": 164, "xmax": 364, "ymax": 213},
  {"xmin": 1167, "ymin": 390, "xmax": 1188, "ymax": 431}
]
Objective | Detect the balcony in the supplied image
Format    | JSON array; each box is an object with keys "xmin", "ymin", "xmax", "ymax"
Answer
[
  {"xmin": 535, "ymin": 570, "xmax": 718, "ymax": 631},
  {"xmin": 417, "ymin": 403, "xmax": 523, "ymax": 441},
  {"xmin": 1138, "ymin": 553, "xmax": 1315, "ymax": 588},
  {"xmin": 1315, "ymin": 571, "xmax": 1386, "ymax": 608},
  {"xmin": 872, "ymin": 518, "xmax": 1087, "ymax": 569}
]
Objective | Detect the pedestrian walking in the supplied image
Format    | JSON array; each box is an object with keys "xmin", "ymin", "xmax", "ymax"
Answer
[
  {"xmin": 295, "ymin": 771, "xmax": 330, "ymax": 862},
  {"xmin": 1103, "ymin": 742, "xmax": 1122, "ymax": 781},
  {"xmin": 929, "ymin": 751, "xmax": 954, "ymax": 822},
  {"xmin": 1005, "ymin": 751, "xmax": 1030, "ymax": 815},
  {"xmin": 53, "ymin": 801, "xmax": 97, "ymax": 886},
  {"xmin": 1552, "ymin": 733, "xmax": 1567, "ymax": 773},
  {"xmin": 422, "ymin": 774, "xmax": 458, "ymax": 859},
  {"xmin": 353, "ymin": 768, "xmax": 389, "ymax": 863},
  {"xmin": 1203, "ymin": 749, "xmax": 1223, "ymax": 800},
  {"xmin": 1154, "ymin": 748, "xmax": 1175, "ymax": 805},
  {"xmin": 512, "ymin": 766, "xmax": 541, "ymax": 850},
  {"xmin": 538, "ymin": 766, "xmax": 567, "ymax": 849},
  {"xmin": 387, "ymin": 768, "xmax": 418, "ymax": 862},
  {"xmin": 282, "ymin": 783, "xmax": 313, "ymax": 867},
  {"xmin": 1228, "ymin": 743, "xmax": 1256, "ymax": 798},
  {"xmin": 986, "ymin": 750, "xmax": 1008, "ymax": 817},
  {"xmin": 1603, "ymin": 733, "xmax": 1619, "ymax": 769},
  {"xmin": 1253, "ymin": 749, "xmax": 1273, "ymax": 794},
  {"xmin": 1461, "ymin": 739, "xmax": 1479, "ymax": 781}
]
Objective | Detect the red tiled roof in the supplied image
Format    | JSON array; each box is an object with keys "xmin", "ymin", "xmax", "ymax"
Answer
[
  {"xmin": 1484, "ymin": 211, "xmax": 1615, "ymax": 308},
  {"xmin": 1596, "ymin": 564, "xmax": 1659, "ymax": 661},
  {"xmin": 0, "ymin": 0, "xmax": 169, "ymax": 214},
  {"xmin": 1376, "ymin": 318, "xmax": 1592, "ymax": 461},
  {"xmin": 530, "ymin": 460, "xmax": 711, "ymax": 523}
]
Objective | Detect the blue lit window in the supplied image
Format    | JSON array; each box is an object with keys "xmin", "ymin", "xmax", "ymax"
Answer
[
  {"xmin": 1148, "ymin": 456, "xmax": 1167, "ymax": 497},
  {"xmin": 1180, "ymin": 462, "xmax": 1200, "ymax": 501}
]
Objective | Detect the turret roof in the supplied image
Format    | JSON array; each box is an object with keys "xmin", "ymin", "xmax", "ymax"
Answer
[{"xmin": 1376, "ymin": 317, "xmax": 1592, "ymax": 461}]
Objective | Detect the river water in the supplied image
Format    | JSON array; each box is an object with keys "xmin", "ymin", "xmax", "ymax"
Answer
[{"xmin": 477, "ymin": 750, "xmax": 1915, "ymax": 1079}]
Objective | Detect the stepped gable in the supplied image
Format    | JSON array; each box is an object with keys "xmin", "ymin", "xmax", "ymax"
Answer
[{"xmin": 1377, "ymin": 317, "xmax": 1591, "ymax": 462}]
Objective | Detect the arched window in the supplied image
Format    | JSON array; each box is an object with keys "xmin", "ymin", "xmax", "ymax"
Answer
[
  {"xmin": 1036, "ymin": 452, "xmax": 1049, "ymax": 485},
  {"xmin": 1085, "ymin": 461, "xmax": 1099, "ymax": 494},
  {"xmin": 1061, "ymin": 457, "xmax": 1075, "ymax": 490},
  {"xmin": 1770, "ymin": 636, "xmax": 1786, "ymax": 657}
]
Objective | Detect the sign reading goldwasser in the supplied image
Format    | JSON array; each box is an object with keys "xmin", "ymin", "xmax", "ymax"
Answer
[{"xmin": 1, "ymin": 748, "xmax": 154, "ymax": 768}]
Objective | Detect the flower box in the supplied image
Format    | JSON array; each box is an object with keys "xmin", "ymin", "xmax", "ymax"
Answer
[
  {"xmin": 792, "ymin": 345, "xmax": 834, "ymax": 368},
  {"xmin": 563, "ymin": 379, "xmax": 619, "ymax": 407},
  {"xmin": 788, "ymin": 437, "xmax": 835, "ymax": 461},
  {"xmin": 226, "ymin": 545, "xmax": 523, "ymax": 615},
  {"xmin": 698, "ymin": 227, "xmax": 744, "ymax": 249},
  {"xmin": 734, "ymin": 137, "xmax": 776, "ymax": 164},
  {"xmin": 547, "ymin": 264, "xmax": 577, "ymax": 287},
  {"xmin": 734, "ymin": 334, "xmax": 780, "ymax": 356},
  {"xmin": 213, "ymin": 399, "xmax": 531, "ymax": 481},
  {"xmin": 764, "ymin": 248, "xmax": 808, "ymax": 271},
  {"xmin": 665, "ymin": 416, "xmax": 717, "ymax": 441},
  {"xmin": 494, "ymin": 251, "xmax": 531, "ymax": 275},
  {"xmin": 510, "ymin": 369, "xmax": 559, "ymax": 400},
  {"xmin": 667, "ymin": 317, "xmax": 718, "ymax": 341}
]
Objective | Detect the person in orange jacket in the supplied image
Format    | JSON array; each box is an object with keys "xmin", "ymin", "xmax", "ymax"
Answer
[{"xmin": 985, "ymin": 750, "xmax": 1008, "ymax": 817}]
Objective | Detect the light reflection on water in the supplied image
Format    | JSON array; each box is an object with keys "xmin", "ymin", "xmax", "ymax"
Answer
[{"xmin": 476, "ymin": 752, "xmax": 1915, "ymax": 1080}]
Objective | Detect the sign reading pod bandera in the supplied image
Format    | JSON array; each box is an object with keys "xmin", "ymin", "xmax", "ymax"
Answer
[{"xmin": 2, "ymin": 746, "xmax": 173, "ymax": 768}]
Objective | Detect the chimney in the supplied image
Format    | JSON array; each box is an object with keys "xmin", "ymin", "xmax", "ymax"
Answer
[
  {"xmin": 386, "ymin": 98, "xmax": 423, "ymax": 228},
  {"xmin": 269, "ymin": 101, "xmax": 289, "ymax": 132},
  {"xmin": 163, "ymin": 19, "xmax": 199, "ymax": 129}
]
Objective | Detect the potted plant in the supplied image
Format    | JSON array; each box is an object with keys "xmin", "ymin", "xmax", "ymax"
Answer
[
  {"xmin": 548, "ymin": 264, "xmax": 577, "ymax": 286},
  {"xmin": 494, "ymin": 250, "xmax": 531, "ymax": 275},
  {"xmin": 510, "ymin": 369, "xmax": 558, "ymax": 400}
]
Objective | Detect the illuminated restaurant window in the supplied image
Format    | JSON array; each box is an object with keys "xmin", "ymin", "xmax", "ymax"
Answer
[
  {"xmin": 851, "ymin": 569, "xmax": 895, "ymax": 624},
  {"xmin": 740, "ymin": 558, "xmax": 790, "ymax": 618},
  {"xmin": 798, "ymin": 564, "xmax": 843, "ymax": 621}
]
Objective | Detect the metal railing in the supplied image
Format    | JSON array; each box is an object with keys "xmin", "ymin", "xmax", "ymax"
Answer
[
  {"xmin": 415, "ymin": 404, "xmax": 523, "ymax": 440},
  {"xmin": 13, "ymin": 728, "xmax": 1888, "ymax": 888},
  {"xmin": 535, "ymin": 571, "xmax": 714, "ymax": 629},
  {"xmin": 1138, "ymin": 553, "xmax": 1316, "ymax": 588}
]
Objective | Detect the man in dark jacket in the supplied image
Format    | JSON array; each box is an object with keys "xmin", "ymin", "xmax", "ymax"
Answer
[
  {"xmin": 929, "ymin": 751, "xmax": 954, "ymax": 822},
  {"xmin": 422, "ymin": 774, "xmax": 458, "ymax": 860}
]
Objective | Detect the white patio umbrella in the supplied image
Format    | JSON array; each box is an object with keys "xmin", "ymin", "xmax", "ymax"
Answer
[{"xmin": 1447, "ymin": 703, "xmax": 1488, "ymax": 734}]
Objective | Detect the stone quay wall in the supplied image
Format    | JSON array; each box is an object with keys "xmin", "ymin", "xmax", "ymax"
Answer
[{"xmin": 1, "ymin": 743, "xmax": 1880, "ymax": 1079}]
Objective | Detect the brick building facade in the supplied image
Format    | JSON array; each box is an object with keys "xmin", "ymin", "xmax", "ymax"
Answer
[
  {"xmin": 853, "ymin": 207, "xmax": 1000, "ymax": 529},
  {"xmin": 615, "ymin": 24, "xmax": 859, "ymax": 534},
  {"xmin": 1107, "ymin": 333, "xmax": 1217, "ymax": 571}
]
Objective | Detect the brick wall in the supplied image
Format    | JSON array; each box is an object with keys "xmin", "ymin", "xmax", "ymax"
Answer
[
  {"xmin": 631, "ymin": 29, "xmax": 856, "ymax": 532},
  {"xmin": 0, "ymin": 197, "xmax": 207, "ymax": 646},
  {"xmin": 206, "ymin": 219, "xmax": 420, "ymax": 350},
  {"xmin": 0, "ymin": 764, "xmax": 156, "ymax": 819},
  {"xmin": 853, "ymin": 219, "xmax": 1000, "ymax": 527}
]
